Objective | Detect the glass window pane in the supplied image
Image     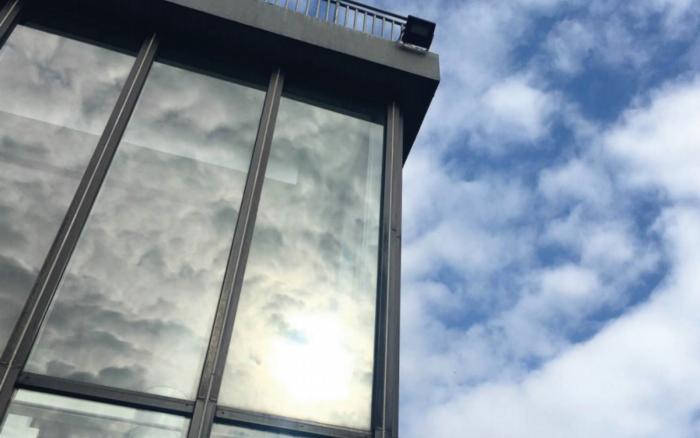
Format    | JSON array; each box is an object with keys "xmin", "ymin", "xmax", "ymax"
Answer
[
  {"xmin": 211, "ymin": 423, "xmax": 295, "ymax": 437},
  {"xmin": 219, "ymin": 96, "xmax": 384, "ymax": 429},
  {"xmin": 0, "ymin": 25, "xmax": 134, "ymax": 353},
  {"xmin": 0, "ymin": 389, "xmax": 187, "ymax": 437},
  {"xmin": 25, "ymin": 62, "xmax": 266, "ymax": 398}
]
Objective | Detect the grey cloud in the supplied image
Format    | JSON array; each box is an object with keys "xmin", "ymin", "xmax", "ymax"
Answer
[{"xmin": 0, "ymin": 25, "xmax": 132, "ymax": 355}]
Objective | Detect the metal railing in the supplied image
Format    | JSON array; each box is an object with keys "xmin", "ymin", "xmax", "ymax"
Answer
[{"xmin": 262, "ymin": 0, "xmax": 407, "ymax": 42}]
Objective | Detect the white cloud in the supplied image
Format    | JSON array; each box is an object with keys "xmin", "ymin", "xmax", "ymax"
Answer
[
  {"xmin": 539, "ymin": 158, "xmax": 613, "ymax": 205},
  {"xmin": 538, "ymin": 263, "xmax": 600, "ymax": 299},
  {"xmin": 606, "ymin": 75, "xmax": 700, "ymax": 201},
  {"xmin": 545, "ymin": 19, "xmax": 596, "ymax": 74},
  {"xmin": 479, "ymin": 75, "xmax": 558, "ymax": 145}
]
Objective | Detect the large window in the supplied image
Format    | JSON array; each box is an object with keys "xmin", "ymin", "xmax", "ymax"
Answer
[
  {"xmin": 0, "ymin": 25, "xmax": 134, "ymax": 353},
  {"xmin": 24, "ymin": 61, "xmax": 266, "ymax": 398},
  {"xmin": 218, "ymin": 96, "xmax": 384, "ymax": 429}
]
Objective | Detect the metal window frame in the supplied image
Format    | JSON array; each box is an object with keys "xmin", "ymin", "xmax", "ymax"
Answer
[
  {"xmin": 371, "ymin": 103, "xmax": 402, "ymax": 438},
  {"xmin": 0, "ymin": 3, "xmax": 405, "ymax": 438}
]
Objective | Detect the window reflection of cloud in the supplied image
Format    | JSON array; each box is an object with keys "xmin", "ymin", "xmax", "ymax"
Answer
[
  {"xmin": 0, "ymin": 389, "xmax": 187, "ymax": 437},
  {"xmin": 0, "ymin": 25, "xmax": 133, "ymax": 351},
  {"xmin": 220, "ymin": 97, "xmax": 383, "ymax": 429},
  {"xmin": 25, "ymin": 62, "xmax": 266, "ymax": 399}
]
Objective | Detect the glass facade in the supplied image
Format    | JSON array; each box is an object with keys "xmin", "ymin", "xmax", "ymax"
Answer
[
  {"xmin": 0, "ymin": 0, "xmax": 407, "ymax": 434},
  {"xmin": 0, "ymin": 390, "xmax": 188, "ymax": 437},
  {"xmin": 25, "ymin": 61, "xmax": 266, "ymax": 398},
  {"xmin": 218, "ymin": 97, "xmax": 384, "ymax": 429},
  {"xmin": 0, "ymin": 25, "xmax": 134, "ymax": 353}
]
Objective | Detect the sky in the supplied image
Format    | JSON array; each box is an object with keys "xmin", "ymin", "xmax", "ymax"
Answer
[{"xmin": 367, "ymin": 0, "xmax": 700, "ymax": 436}]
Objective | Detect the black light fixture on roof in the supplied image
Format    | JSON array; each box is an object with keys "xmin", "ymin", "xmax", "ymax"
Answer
[{"xmin": 400, "ymin": 15, "xmax": 436, "ymax": 51}]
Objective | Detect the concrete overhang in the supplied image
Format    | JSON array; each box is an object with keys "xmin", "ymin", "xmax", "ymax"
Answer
[
  {"xmin": 165, "ymin": 0, "xmax": 440, "ymax": 162},
  {"xmin": 25, "ymin": 0, "xmax": 440, "ymax": 161}
]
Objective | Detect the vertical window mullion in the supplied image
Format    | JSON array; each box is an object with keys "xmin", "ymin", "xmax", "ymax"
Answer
[
  {"xmin": 384, "ymin": 103, "xmax": 403, "ymax": 438},
  {"xmin": 0, "ymin": 32, "xmax": 159, "ymax": 423},
  {"xmin": 187, "ymin": 68, "xmax": 284, "ymax": 438},
  {"xmin": 0, "ymin": 0, "xmax": 21, "ymax": 380},
  {"xmin": 371, "ymin": 102, "xmax": 402, "ymax": 438}
]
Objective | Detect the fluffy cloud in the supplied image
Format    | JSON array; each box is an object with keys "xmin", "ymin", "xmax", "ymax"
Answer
[{"xmin": 607, "ymin": 75, "xmax": 700, "ymax": 200}]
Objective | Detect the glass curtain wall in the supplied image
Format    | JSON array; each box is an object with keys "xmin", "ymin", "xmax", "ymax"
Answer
[
  {"xmin": 0, "ymin": 24, "xmax": 135, "ymax": 353},
  {"xmin": 0, "ymin": 15, "xmax": 388, "ymax": 438},
  {"xmin": 24, "ymin": 60, "xmax": 266, "ymax": 399},
  {"xmin": 218, "ymin": 96, "xmax": 384, "ymax": 430}
]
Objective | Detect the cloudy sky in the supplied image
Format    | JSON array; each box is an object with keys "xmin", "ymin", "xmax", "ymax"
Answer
[{"xmin": 369, "ymin": 0, "xmax": 700, "ymax": 436}]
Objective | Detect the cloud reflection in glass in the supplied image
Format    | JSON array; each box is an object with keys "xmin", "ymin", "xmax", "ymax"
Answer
[
  {"xmin": 25, "ymin": 61, "xmax": 266, "ymax": 399},
  {"xmin": 219, "ymin": 96, "xmax": 384, "ymax": 430},
  {"xmin": 0, "ymin": 25, "xmax": 133, "ymax": 353}
]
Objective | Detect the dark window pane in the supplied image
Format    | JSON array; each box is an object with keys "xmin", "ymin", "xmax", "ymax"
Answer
[
  {"xmin": 219, "ymin": 97, "xmax": 384, "ymax": 429},
  {"xmin": 0, "ymin": 389, "xmax": 187, "ymax": 437},
  {"xmin": 211, "ymin": 423, "xmax": 295, "ymax": 437},
  {"xmin": 0, "ymin": 25, "xmax": 134, "ymax": 352},
  {"xmin": 25, "ymin": 62, "xmax": 266, "ymax": 398}
]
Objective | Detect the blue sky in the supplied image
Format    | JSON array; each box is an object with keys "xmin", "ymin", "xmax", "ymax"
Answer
[{"xmin": 373, "ymin": 0, "xmax": 700, "ymax": 436}]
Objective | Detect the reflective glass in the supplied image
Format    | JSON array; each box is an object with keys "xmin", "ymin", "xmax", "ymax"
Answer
[
  {"xmin": 211, "ymin": 423, "xmax": 294, "ymax": 437},
  {"xmin": 219, "ymin": 96, "xmax": 384, "ymax": 429},
  {"xmin": 0, "ymin": 389, "xmax": 187, "ymax": 437},
  {"xmin": 0, "ymin": 25, "xmax": 134, "ymax": 353},
  {"xmin": 26, "ymin": 62, "xmax": 266, "ymax": 398}
]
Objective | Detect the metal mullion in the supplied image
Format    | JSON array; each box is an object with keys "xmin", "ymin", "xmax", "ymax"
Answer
[
  {"xmin": 187, "ymin": 68, "xmax": 284, "ymax": 438},
  {"xmin": 0, "ymin": 0, "xmax": 22, "ymax": 379},
  {"xmin": 0, "ymin": 0, "xmax": 21, "ymax": 54},
  {"xmin": 16, "ymin": 372, "xmax": 194, "ymax": 416},
  {"xmin": 383, "ymin": 103, "xmax": 402, "ymax": 438},
  {"xmin": 0, "ymin": 33, "xmax": 159, "ymax": 423},
  {"xmin": 371, "ymin": 102, "xmax": 402, "ymax": 438},
  {"xmin": 215, "ymin": 406, "xmax": 372, "ymax": 438}
]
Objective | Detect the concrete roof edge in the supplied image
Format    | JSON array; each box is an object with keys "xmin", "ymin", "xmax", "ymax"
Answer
[{"xmin": 165, "ymin": 0, "xmax": 440, "ymax": 82}]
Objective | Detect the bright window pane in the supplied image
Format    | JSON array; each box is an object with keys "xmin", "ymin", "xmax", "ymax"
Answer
[
  {"xmin": 0, "ymin": 389, "xmax": 187, "ymax": 437},
  {"xmin": 211, "ymin": 423, "xmax": 294, "ymax": 437},
  {"xmin": 25, "ymin": 62, "xmax": 266, "ymax": 398},
  {"xmin": 219, "ymin": 96, "xmax": 384, "ymax": 429},
  {"xmin": 0, "ymin": 25, "xmax": 134, "ymax": 353}
]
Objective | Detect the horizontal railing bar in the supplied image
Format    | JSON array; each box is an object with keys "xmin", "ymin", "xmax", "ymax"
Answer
[
  {"xmin": 215, "ymin": 406, "xmax": 372, "ymax": 438},
  {"xmin": 335, "ymin": 0, "xmax": 405, "ymax": 21}
]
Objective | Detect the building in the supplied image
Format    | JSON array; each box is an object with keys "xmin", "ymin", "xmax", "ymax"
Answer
[{"xmin": 0, "ymin": 0, "xmax": 439, "ymax": 436}]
